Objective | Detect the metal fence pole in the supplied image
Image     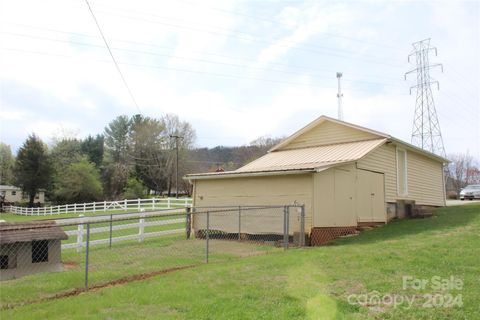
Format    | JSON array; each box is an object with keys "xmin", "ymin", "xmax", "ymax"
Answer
[
  {"xmin": 77, "ymin": 215, "xmax": 84, "ymax": 253},
  {"xmin": 286, "ymin": 206, "xmax": 290, "ymax": 249},
  {"xmin": 206, "ymin": 211, "xmax": 210, "ymax": 263},
  {"xmin": 238, "ymin": 206, "xmax": 241, "ymax": 241},
  {"xmin": 283, "ymin": 206, "xmax": 289, "ymax": 250},
  {"xmin": 300, "ymin": 205, "xmax": 305, "ymax": 247},
  {"xmin": 185, "ymin": 207, "xmax": 191, "ymax": 239},
  {"xmin": 85, "ymin": 223, "xmax": 90, "ymax": 290},
  {"xmin": 109, "ymin": 214, "xmax": 113, "ymax": 249}
]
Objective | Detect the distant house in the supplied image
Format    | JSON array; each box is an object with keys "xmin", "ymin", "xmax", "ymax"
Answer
[
  {"xmin": 0, "ymin": 185, "xmax": 45, "ymax": 204},
  {"xmin": 0, "ymin": 221, "xmax": 68, "ymax": 280},
  {"xmin": 186, "ymin": 116, "xmax": 448, "ymax": 245}
]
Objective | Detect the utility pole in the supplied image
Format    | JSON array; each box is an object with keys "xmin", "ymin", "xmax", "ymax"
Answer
[
  {"xmin": 405, "ymin": 38, "xmax": 446, "ymax": 157},
  {"xmin": 169, "ymin": 135, "xmax": 183, "ymax": 198},
  {"xmin": 336, "ymin": 72, "xmax": 343, "ymax": 121}
]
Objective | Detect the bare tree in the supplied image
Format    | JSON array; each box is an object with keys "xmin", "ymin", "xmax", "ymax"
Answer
[
  {"xmin": 162, "ymin": 114, "xmax": 196, "ymax": 196},
  {"xmin": 447, "ymin": 153, "xmax": 478, "ymax": 195}
]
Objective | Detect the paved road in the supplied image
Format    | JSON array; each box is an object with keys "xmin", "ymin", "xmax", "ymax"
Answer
[{"xmin": 446, "ymin": 199, "xmax": 480, "ymax": 206}]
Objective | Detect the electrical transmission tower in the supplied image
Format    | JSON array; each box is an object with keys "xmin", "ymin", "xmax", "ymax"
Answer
[{"xmin": 405, "ymin": 38, "xmax": 446, "ymax": 157}]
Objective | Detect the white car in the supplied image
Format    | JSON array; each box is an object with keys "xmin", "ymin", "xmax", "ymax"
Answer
[{"xmin": 459, "ymin": 184, "xmax": 480, "ymax": 200}]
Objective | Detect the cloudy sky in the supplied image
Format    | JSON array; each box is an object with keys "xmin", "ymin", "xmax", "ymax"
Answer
[{"xmin": 0, "ymin": 0, "xmax": 479, "ymax": 159}]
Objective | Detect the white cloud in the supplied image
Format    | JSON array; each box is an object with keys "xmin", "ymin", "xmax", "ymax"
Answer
[{"xmin": 0, "ymin": 0, "xmax": 478, "ymax": 160}]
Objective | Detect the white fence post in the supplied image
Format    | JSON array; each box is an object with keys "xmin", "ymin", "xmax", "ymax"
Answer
[
  {"xmin": 137, "ymin": 198, "xmax": 140, "ymax": 211},
  {"xmin": 138, "ymin": 210, "xmax": 145, "ymax": 242},
  {"xmin": 74, "ymin": 203, "xmax": 77, "ymax": 214},
  {"xmin": 152, "ymin": 198, "xmax": 155, "ymax": 210},
  {"xmin": 167, "ymin": 198, "xmax": 171, "ymax": 209},
  {"xmin": 93, "ymin": 201, "xmax": 96, "ymax": 213},
  {"xmin": 104, "ymin": 201, "xmax": 107, "ymax": 212},
  {"xmin": 83, "ymin": 203, "xmax": 86, "ymax": 213},
  {"xmin": 77, "ymin": 214, "xmax": 84, "ymax": 253},
  {"xmin": 124, "ymin": 199, "xmax": 127, "ymax": 211}
]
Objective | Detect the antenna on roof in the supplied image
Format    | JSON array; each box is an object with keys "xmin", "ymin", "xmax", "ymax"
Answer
[{"xmin": 336, "ymin": 72, "xmax": 343, "ymax": 121}]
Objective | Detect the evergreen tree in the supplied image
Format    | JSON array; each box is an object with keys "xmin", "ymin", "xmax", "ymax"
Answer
[{"xmin": 14, "ymin": 135, "xmax": 52, "ymax": 206}]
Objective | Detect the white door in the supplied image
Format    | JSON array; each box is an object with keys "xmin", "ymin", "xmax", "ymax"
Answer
[
  {"xmin": 334, "ymin": 168, "xmax": 355, "ymax": 225},
  {"xmin": 313, "ymin": 166, "xmax": 356, "ymax": 227},
  {"xmin": 357, "ymin": 170, "xmax": 386, "ymax": 222}
]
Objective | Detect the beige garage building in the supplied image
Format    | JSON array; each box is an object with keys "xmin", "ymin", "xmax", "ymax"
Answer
[{"xmin": 186, "ymin": 116, "xmax": 448, "ymax": 245}]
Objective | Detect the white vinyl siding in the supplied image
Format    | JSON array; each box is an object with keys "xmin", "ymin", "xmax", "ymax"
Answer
[
  {"xmin": 193, "ymin": 174, "xmax": 313, "ymax": 230},
  {"xmin": 280, "ymin": 121, "xmax": 378, "ymax": 150},
  {"xmin": 357, "ymin": 144, "xmax": 397, "ymax": 203},
  {"xmin": 406, "ymin": 152, "xmax": 445, "ymax": 206},
  {"xmin": 397, "ymin": 148, "xmax": 408, "ymax": 196}
]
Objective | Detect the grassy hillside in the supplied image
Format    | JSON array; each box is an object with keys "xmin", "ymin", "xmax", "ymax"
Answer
[{"xmin": 2, "ymin": 204, "xmax": 479, "ymax": 319}]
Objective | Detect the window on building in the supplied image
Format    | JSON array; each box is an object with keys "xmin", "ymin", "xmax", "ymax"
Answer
[
  {"xmin": 32, "ymin": 240, "xmax": 49, "ymax": 263},
  {"xmin": 397, "ymin": 149, "xmax": 408, "ymax": 196},
  {"xmin": 11, "ymin": 191, "xmax": 16, "ymax": 196},
  {"xmin": 0, "ymin": 255, "xmax": 8, "ymax": 269}
]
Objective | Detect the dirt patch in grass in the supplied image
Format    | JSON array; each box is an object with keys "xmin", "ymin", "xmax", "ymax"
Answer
[
  {"xmin": 63, "ymin": 261, "xmax": 78, "ymax": 270},
  {"xmin": 2, "ymin": 265, "xmax": 196, "ymax": 310},
  {"xmin": 209, "ymin": 240, "xmax": 279, "ymax": 257}
]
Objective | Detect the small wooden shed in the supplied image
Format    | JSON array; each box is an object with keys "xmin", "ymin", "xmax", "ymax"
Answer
[
  {"xmin": 186, "ymin": 116, "xmax": 448, "ymax": 245},
  {"xmin": 0, "ymin": 221, "xmax": 68, "ymax": 280}
]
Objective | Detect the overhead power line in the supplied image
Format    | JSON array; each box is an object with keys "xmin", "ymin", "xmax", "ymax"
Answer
[
  {"xmin": 1, "ymin": 46, "xmax": 408, "ymax": 93},
  {"xmin": 83, "ymin": 0, "xmax": 142, "ymax": 114},
  {"xmin": 95, "ymin": 0, "xmax": 404, "ymax": 51},
  {"xmin": 2, "ymin": 23, "xmax": 404, "ymax": 81},
  {"xmin": 94, "ymin": 9, "xmax": 404, "ymax": 68},
  {"xmin": 0, "ymin": 31, "xmax": 403, "ymax": 87}
]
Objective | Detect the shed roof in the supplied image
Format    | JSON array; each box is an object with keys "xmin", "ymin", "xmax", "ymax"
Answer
[
  {"xmin": 270, "ymin": 116, "xmax": 448, "ymax": 163},
  {"xmin": 237, "ymin": 138, "xmax": 386, "ymax": 173},
  {"xmin": 185, "ymin": 115, "xmax": 449, "ymax": 181},
  {"xmin": 0, "ymin": 221, "xmax": 68, "ymax": 245},
  {"xmin": 186, "ymin": 139, "xmax": 386, "ymax": 180},
  {"xmin": 0, "ymin": 185, "xmax": 21, "ymax": 191}
]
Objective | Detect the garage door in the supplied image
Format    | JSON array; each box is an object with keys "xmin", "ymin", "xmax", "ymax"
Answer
[{"xmin": 356, "ymin": 169, "xmax": 386, "ymax": 222}]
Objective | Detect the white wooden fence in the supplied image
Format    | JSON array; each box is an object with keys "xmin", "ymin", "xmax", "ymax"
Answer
[
  {"xmin": 60, "ymin": 212, "xmax": 186, "ymax": 251},
  {"xmin": 5, "ymin": 197, "xmax": 192, "ymax": 216}
]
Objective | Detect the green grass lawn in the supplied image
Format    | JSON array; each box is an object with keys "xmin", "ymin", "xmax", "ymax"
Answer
[{"xmin": 1, "ymin": 204, "xmax": 479, "ymax": 319}]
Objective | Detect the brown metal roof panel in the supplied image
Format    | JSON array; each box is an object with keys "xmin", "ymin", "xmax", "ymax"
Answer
[{"xmin": 0, "ymin": 221, "xmax": 68, "ymax": 244}]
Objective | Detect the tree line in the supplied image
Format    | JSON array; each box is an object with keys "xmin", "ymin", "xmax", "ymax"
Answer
[{"xmin": 0, "ymin": 114, "xmax": 281, "ymax": 207}]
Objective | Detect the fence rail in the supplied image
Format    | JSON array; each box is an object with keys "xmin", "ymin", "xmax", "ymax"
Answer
[
  {"xmin": 62, "ymin": 216, "xmax": 186, "ymax": 251},
  {"xmin": 4, "ymin": 197, "xmax": 192, "ymax": 216}
]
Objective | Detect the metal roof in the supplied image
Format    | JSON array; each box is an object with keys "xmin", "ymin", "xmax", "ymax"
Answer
[
  {"xmin": 268, "ymin": 115, "xmax": 449, "ymax": 163},
  {"xmin": 0, "ymin": 221, "xmax": 68, "ymax": 244},
  {"xmin": 185, "ymin": 115, "xmax": 449, "ymax": 181},
  {"xmin": 238, "ymin": 138, "xmax": 386, "ymax": 172},
  {"xmin": 186, "ymin": 138, "xmax": 386, "ymax": 180}
]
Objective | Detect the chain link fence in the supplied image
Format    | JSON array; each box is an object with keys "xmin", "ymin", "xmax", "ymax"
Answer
[{"xmin": 0, "ymin": 205, "xmax": 305, "ymax": 308}]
